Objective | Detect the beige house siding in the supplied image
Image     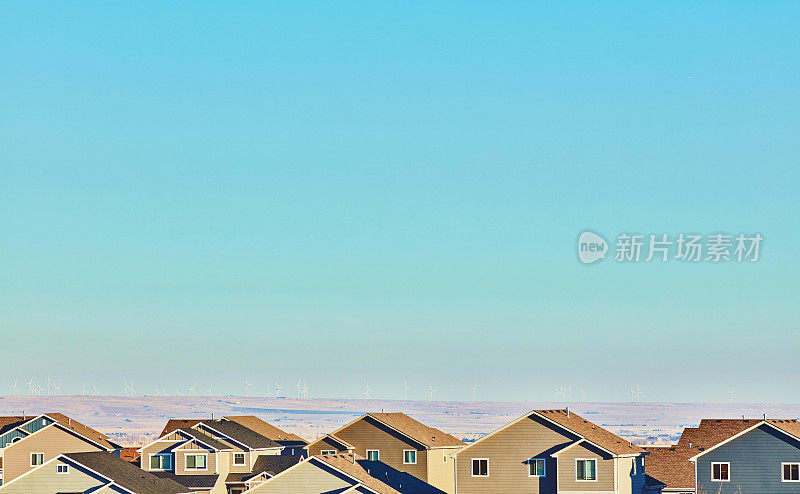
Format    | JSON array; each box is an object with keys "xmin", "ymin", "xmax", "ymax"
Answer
[
  {"xmin": 140, "ymin": 439, "xmax": 182, "ymax": 471},
  {"xmin": 556, "ymin": 441, "xmax": 614, "ymax": 492},
  {"xmin": 2, "ymin": 425, "xmax": 104, "ymax": 482},
  {"xmin": 174, "ymin": 446, "xmax": 217, "ymax": 475},
  {"xmin": 455, "ymin": 415, "xmax": 577, "ymax": 494},
  {"xmin": 245, "ymin": 460, "xmax": 353, "ymax": 493},
  {"xmin": 328, "ymin": 416, "xmax": 428, "ymax": 482},
  {"xmin": 426, "ymin": 447, "xmax": 459, "ymax": 494},
  {"xmin": 0, "ymin": 458, "xmax": 103, "ymax": 493},
  {"xmin": 308, "ymin": 436, "xmax": 350, "ymax": 456}
]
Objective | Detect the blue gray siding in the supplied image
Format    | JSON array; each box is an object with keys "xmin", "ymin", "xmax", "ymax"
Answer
[{"xmin": 696, "ymin": 424, "xmax": 800, "ymax": 493}]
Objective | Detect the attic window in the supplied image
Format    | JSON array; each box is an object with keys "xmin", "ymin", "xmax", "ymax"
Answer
[
  {"xmin": 57, "ymin": 464, "xmax": 69, "ymax": 474},
  {"xmin": 711, "ymin": 462, "xmax": 730, "ymax": 481},
  {"xmin": 783, "ymin": 463, "xmax": 800, "ymax": 482}
]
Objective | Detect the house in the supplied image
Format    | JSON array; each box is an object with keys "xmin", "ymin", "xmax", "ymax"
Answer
[
  {"xmin": 685, "ymin": 418, "xmax": 800, "ymax": 493},
  {"xmin": 305, "ymin": 413, "xmax": 464, "ymax": 494},
  {"xmin": 641, "ymin": 446, "xmax": 699, "ymax": 493},
  {"xmin": 451, "ymin": 408, "xmax": 647, "ymax": 494},
  {"xmin": 0, "ymin": 450, "xmax": 192, "ymax": 493},
  {"xmin": 242, "ymin": 453, "xmax": 411, "ymax": 493},
  {"xmin": 142, "ymin": 417, "xmax": 305, "ymax": 493},
  {"xmin": 0, "ymin": 413, "xmax": 121, "ymax": 485}
]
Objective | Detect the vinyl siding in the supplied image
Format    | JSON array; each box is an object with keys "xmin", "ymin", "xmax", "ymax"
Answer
[
  {"xmin": 1, "ymin": 424, "xmax": 104, "ymax": 482},
  {"xmin": 556, "ymin": 441, "xmax": 614, "ymax": 492},
  {"xmin": 140, "ymin": 438, "xmax": 182, "ymax": 471},
  {"xmin": 455, "ymin": 414, "xmax": 578, "ymax": 494},
  {"xmin": 426, "ymin": 447, "xmax": 459, "ymax": 494},
  {"xmin": 328, "ymin": 416, "xmax": 429, "ymax": 483},
  {"xmin": 0, "ymin": 458, "xmax": 104, "ymax": 493},
  {"xmin": 308, "ymin": 436, "xmax": 351, "ymax": 456},
  {"xmin": 696, "ymin": 424, "xmax": 800, "ymax": 493},
  {"xmin": 245, "ymin": 459, "xmax": 355, "ymax": 493}
]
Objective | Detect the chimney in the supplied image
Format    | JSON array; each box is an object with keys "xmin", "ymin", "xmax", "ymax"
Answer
[
  {"xmin": 763, "ymin": 413, "xmax": 767, "ymax": 421},
  {"xmin": 566, "ymin": 407, "xmax": 570, "ymax": 417}
]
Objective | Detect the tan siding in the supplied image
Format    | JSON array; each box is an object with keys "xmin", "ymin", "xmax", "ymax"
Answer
[
  {"xmin": 556, "ymin": 441, "xmax": 614, "ymax": 492},
  {"xmin": 307, "ymin": 436, "xmax": 349, "ymax": 456},
  {"xmin": 426, "ymin": 447, "xmax": 459, "ymax": 494},
  {"xmin": 175, "ymin": 448, "xmax": 217, "ymax": 475},
  {"xmin": 455, "ymin": 415, "xmax": 576, "ymax": 494},
  {"xmin": 2, "ymin": 425, "xmax": 104, "ymax": 482},
  {"xmin": 332, "ymin": 416, "xmax": 428, "ymax": 482},
  {"xmin": 140, "ymin": 439, "xmax": 182, "ymax": 471},
  {"xmin": 246, "ymin": 460, "xmax": 353, "ymax": 493},
  {"xmin": 0, "ymin": 458, "xmax": 103, "ymax": 493}
]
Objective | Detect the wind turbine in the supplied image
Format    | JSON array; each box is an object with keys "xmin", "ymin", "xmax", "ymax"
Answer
[
  {"xmin": 154, "ymin": 386, "xmax": 161, "ymax": 397},
  {"xmin": 81, "ymin": 385, "xmax": 89, "ymax": 396},
  {"xmin": 633, "ymin": 386, "xmax": 643, "ymax": 404},
  {"xmin": 206, "ymin": 384, "xmax": 213, "ymax": 397},
  {"xmin": 302, "ymin": 379, "xmax": 309, "ymax": 399},
  {"xmin": 92, "ymin": 385, "xmax": 100, "ymax": 396},
  {"xmin": 365, "ymin": 382, "xmax": 372, "ymax": 400},
  {"xmin": 296, "ymin": 377, "xmax": 303, "ymax": 399},
  {"xmin": 128, "ymin": 380, "xmax": 135, "ymax": 397},
  {"xmin": 244, "ymin": 378, "xmax": 252, "ymax": 397},
  {"xmin": 629, "ymin": 387, "xmax": 637, "ymax": 403},
  {"xmin": 580, "ymin": 388, "xmax": 584, "ymax": 403},
  {"xmin": 9, "ymin": 378, "xmax": 18, "ymax": 396},
  {"xmin": 429, "ymin": 384, "xmax": 436, "ymax": 401},
  {"xmin": 729, "ymin": 389, "xmax": 735, "ymax": 402},
  {"xmin": 403, "ymin": 381, "xmax": 408, "ymax": 401},
  {"xmin": 472, "ymin": 384, "xmax": 477, "ymax": 401},
  {"xmin": 265, "ymin": 384, "xmax": 272, "ymax": 399},
  {"xmin": 124, "ymin": 379, "xmax": 130, "ymax": 398},
  {"xmin": 274, "ymin": 382, "xmax": 283, "ymax": 398},
  {"xmin": 53, "ymin": 382, "xmax": 62, "ymax": 395},
  {"xmin": 188, "ymin": 384, "xmax": 198, "ymax": 396}
]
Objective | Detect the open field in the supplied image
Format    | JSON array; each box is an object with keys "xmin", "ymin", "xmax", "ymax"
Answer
[{"xmin": 2, "ymin": 396, "xmax": 799, "ymax": 447}]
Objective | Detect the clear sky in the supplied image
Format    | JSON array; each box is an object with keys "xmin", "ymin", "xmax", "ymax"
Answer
[{"xmin": 2, "ymin": 1, "xmax": 799, "ymax": 402}]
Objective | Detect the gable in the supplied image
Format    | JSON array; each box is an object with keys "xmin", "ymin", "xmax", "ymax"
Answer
[
  {"xmin": 460, "ymin": 414, "xmax": 579, "ymax": 457},
  {"xmin": 246, "ymin": 459, "xmax": 355, "ymax": 493},
  {"xmin": 0, "ymin": 457, "xmax": 107, "ymax": 493},
  {"xmin": 700, "ymin": 423, "xmax": 800, "ymax": 462},
  {"xmin": 338, "ymin": 416, "xmax": 426, "ymax": 450},
  {"xmin": 176, "ymin": 439, "xmax": 215, "ymax": 452}
]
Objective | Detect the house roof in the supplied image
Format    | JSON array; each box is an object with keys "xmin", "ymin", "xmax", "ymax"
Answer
[
  {"xmin": 225, "ymin": 454, "xmax": 303, "ymax": 483},
  {"xmin": 223, "ymin": 416, "xmax": 308, "ymax": 445},
  {"xmin": 46, "ymin": 413, "xmax": 121, "ymax": 450},
  {"xmin": 534, "ymin": 410, "xmax": 644, "ymax": 455},
  {"xmin": 200, "ymin": 420, "xmax": 281, "ymax": 450},
  {"xmin": 363, "ymin": 413, "xmax": 464, "ymax": 449},
  {"xmin": 684, "ymin": 418, "xmax": 800, "ymax": 461},
  {"xmin": 151, "ymin": 472, "xmax": 220, "ymax": 489},
  {"xmin": 311, "ymin": 433, "xmax": 357, "ymax": 450},
  {"xmin": 176, "ymin": 427, "xmax": 232, "ymax": 451},
  {"xmin": 642, "ymin": 446, "xmax": 700, "ymax": 490},
  {"xmin": 314, "ymin": 454, "xmax": 403, "ymax": 494},
  {"xmin": 0, "ymin": 416, "xmax": 27, "ymax": 435},
  {"xmin": 64, "ymin": 452, "xmax": 191, "ymax": 494},
  {"xmin": 160, "ymin": 419, "xmax": 204, "ymax": 438}
]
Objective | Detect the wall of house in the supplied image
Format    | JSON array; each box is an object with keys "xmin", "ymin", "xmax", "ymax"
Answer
[
  {"xmin": 696, "ymin": 424, "xmax": 800, "ymax": 494},
  {"xmin": 0, "ymin": 458, "xmax": 102, "ymax": 493},
  {"xmin": 307, "ymin": 436, "xmax": 349, "ymax": 456},
  {"xmin": 245, "ymin": 459, "xmax": 354, "ymax": 493},
  {"xmin": 175, "ymin": 441, "xmax": 217, "ymax": 475},
  {"xmin": 426, "ymin": 447, "xmax": 459, "ymax": 494},
  {"xmin": 556, "ymin": 441, "xmax": 614, "ymax": 493},
  {"xmin": 139, "ymin": 438, "xmax": 182, "ymax": 472},
  {"xmin": 455, "ymin": 414, "xmax": 577, "ymax": 494},
  {"xmin": 615, "ymin": 456, "xmax": 646, "ymax": 494},
  {"xmin": 2, "ymin": 425, "xmax": 104, "ymax": 482}
]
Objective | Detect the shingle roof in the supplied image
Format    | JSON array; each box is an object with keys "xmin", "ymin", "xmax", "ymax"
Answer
[
  {"xmin": 364, "ymin": 413, "xmax": 464, "ymax": 449},
  {"xmin": 534, "ymin": 410, "xmax": 644, "ymax": 455},
  {"xmin": 225, "ymin": 455, "xmax": 303, "ymax": 483},
  {"xmin": 177, "ymin": 427, "xmax": 232, "ymax": 451},
  {"xmin": 314, "ymin": 454, "xmax": 403, "ymax": 494},
  {"xmin": 160, "ymin": 419, "xmax": 204, "ymax": 438},
  {"xmin": 201, "ymin": 420, "xmax": 281, "ymax": 450},
  {"xmin": 151, "ymin": 472, "xmax": 220, "ymax": 489},
  {"xmin": 0, "ymin": 416, "xmax": 27, "ymax": 435},
  {"xmin": 643, "ymin": 446, "xmax": 700, "ymax": 489},
  {"xmin": 64, "ymin": 452, "xmax": 191, "ymax": 494},
  {"xmin": 223, "ymin": 416, "xmax": 308, "ymax": 445},
  {"xmin": 45, "ymin": 413, "xmax": 121, "ymax": 450}
]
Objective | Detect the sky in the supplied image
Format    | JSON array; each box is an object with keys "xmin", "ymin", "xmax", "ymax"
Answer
[{"xmin": 2, "ymin": 1, "xmax": 799, "ymax": 403}]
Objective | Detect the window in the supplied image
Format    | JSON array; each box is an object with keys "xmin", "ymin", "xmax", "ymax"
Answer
[
  {"xmin": 150, "ymin": 454, "xmax": 172, "ymax": 471},
  {"xmin": 30, "ymin": 453, "xmax": 44, "ymax": 466},
  {"xmin": 185, "ymin": 454, "xmax": 208, "ymax": 470},
  {"xmin": 403, "ymin": 450, "xmax": 417, "ymax": 464},
  {"xmin": 321, "ymin": 450, "xmax": 336, "ymax": 456},
  {"xmin": 443, "ymin": 452, "xmax": 448, "ymax": 463},
  {"xmin": 783, "ymin": 463, "xmax": 800, "ymax": 482},
  {"xmin": 471, "ymin": 458, "xmax": 489, "ymax": 477},
  {"xmin": 576, "ymin": 459, "xmax": 597, "ymax": 481},
  {"xmin": 711, "ymin": 462, "xmax": 730, "ymax": 481},
  {"xmin": 233, "ymin": 452, "xmax": 246, "ymax": 466},
  {"xmin": 366, "ymin": 450, "xmax": 380, "ymax": 461},
  {"xmin": 57, "ymin": 464, "xmax": 69, "ymax": 474},
  {"xmin": 528, "ymin": 458, "xmax": 546, "ymax": 477}
]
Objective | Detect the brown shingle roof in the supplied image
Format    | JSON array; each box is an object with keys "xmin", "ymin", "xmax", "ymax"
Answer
[
  {"xmin": 0, "ymin": 416, "xmax": 26, "ymax": 434},
  {"xmin": 177, "ymin": 428, "xmax": 232, "ymax": 451},
  {"xmin": 64, "ymin": 451, "xmax": 191, "ymax": 494},
  {"xmin": 314, "ymin": 454, "xmax": 403, "ymax": 494},
  {"xmin": 535, "ymin": 410, "xmax": 644, "ymax": 456},
  {"xmin": 643, "ymin": 446, "xmax": 700, "ymax": 489},
  {"xmin": 200, "ymin": 420, "xmax": 281, "ymax": 450},
  {"xmin": 676, "ymin": 418, "xmax": 800, "ymax": 452},
  {"xmin": 160, "ymin": 419, "xmax": 204, "ymax": 438},
  {"xmin": 223, "ymin": 416, "xmax": 308, "ymax": 445},
  {"xmin": 365, "ymin": 413, "xmax": 464, "ymax": 449},
  {"xmin": 46, "ymin": 413, "xmax": 120, "ymax": 450}
]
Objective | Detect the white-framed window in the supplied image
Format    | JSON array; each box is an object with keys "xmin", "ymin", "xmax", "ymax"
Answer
[
  {"xmin": 30, "ymin": 453, "xmax": 44, "ymax": 466},
  {"xmin": 528, "ymin": 458, "xmax": 546, "ymax": 477},
  {"xmin": 783, "ymin": 462, "xmax": 800, "ymax": 482},
  {"xmin": 366, "ymin": 450, "xmax": 380, "ymax": 461},
  {"xmin": 149, "ymin": 453, "xmax": 172, "ymax": 471},
  {"xmin": 185, "ymin": 453, "xmax": 208, "ymax": 470},
  {"xmin": 233, "ymin": 452, "xmax": 246, "ymax": 466},
  {"xmin": 576, "ymin": 458, "xmax": 597, "ymax": 481},
  {"xmin": 471, "ymin": 458, "xmax": 489, "ymax": 477},
  {"xmin": 443, "ymin": 452, "xmax": 448, "ymax": 463},
  {"xmin": 321, "ymin": 450, "xmax": 336, "ymax": 456},
  {"xmin": 711, "ymin": 462, "xmax": 730, "ymax": 482},
  {"xmin": 56, "ymin": 464, "xmax": 69, "ymax": 474},
  {"xmin": 403, "ymin": 450, "xmax": 417, "ymax": 464}
]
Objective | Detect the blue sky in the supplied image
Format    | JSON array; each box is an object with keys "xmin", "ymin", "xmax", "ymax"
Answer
[{"xmin": 2, "ymin": 1, "xmax": 799, "ymax": 402}]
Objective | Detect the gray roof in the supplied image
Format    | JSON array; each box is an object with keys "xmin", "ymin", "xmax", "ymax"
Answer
[
  {"xmin": 63, "ymin": 452, "xmax": 190, "ymax": 494},
  {"xmin": 177, "ymin": 427, "xmax": 232, "ymax": 451},
  {"xmin": 151, "ymin": 472, "xmax": 220, "ymax": 489},
  {"xmin": 200, "ymin": 420, "xmax": 281, "ymax": 450},
  {"xmin": 225, "ymin": 455, "xmax": 303, "ymax": 483}
]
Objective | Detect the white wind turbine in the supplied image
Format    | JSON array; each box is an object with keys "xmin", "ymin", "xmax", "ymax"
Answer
[
  {"xmin": 176, "ymin": 386, "xmax": 184, "ymax": 396},
  {"xmin": 729, "ymin": 389, "xmax": 735, "ymax": 402},
  {"xmin": 403, "ymin": 381, "xmax": 408, "ymax": 401},
  {"xmin": 187, "ymin": 384, "xmax": 197, "ymax": 396},
  {"xmin": 429, "ymin": 384, "xmax": 436, "ymax": 401},
  {"xmin": 92, "ymin": 385, "xmax": 100, "ymax": 396},
  {"xmin": 128, "ymin": 380, "xmax": 135, "ymax": 397},
  {"xmin": 302, "ymin": 379, "xmax": 309, "ymax": 399},
  {"xmin": 296, "ymin": 377, "xmax": 303, "ymax": 399},
  {"xmin": 633, "ymin": 385, "xmax": 643, "ymax": 404},
  {"xmin": 53, "ymin": 382, "xmax": 62, "ymax": 395},
  {"xmin": 472, "ymin": 384, "xmax": 477, "ymax": 401},
  {"xmin": 365, "ymin": 382, "xmax": 372, "ymax": 400},
  {"xmin": 265, "ymin": 384, "xmax": 272, "ymax": 399},
  {"xmin": 124, "ymin": 379, "xmax": 131, "ymax": 397},
  {"xmin": 9, "ymin": 378, "xmax": 18, "ymax": 396},
  {"xmin": 274, "ymin": 382, "xmax": 283, "ymax": 398},
  {"xmin": 154, "ymin": 386, "xmax": 161, "ymax": 397},
  {"xmin": 244, "ymin": 378, "xmax": 252, "ymax": 397},
  {"xmin": 206, "ymin": 384, "xmax": 214, "ymax": 397},
  {"xmin": 81, "ymin": 385, "xmax": 89, "ymax": 396}
]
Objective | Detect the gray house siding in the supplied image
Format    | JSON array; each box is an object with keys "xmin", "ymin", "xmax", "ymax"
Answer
[{"xmin": 696, "ymin": 424, "xmax": 800, "ymax": 493}]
